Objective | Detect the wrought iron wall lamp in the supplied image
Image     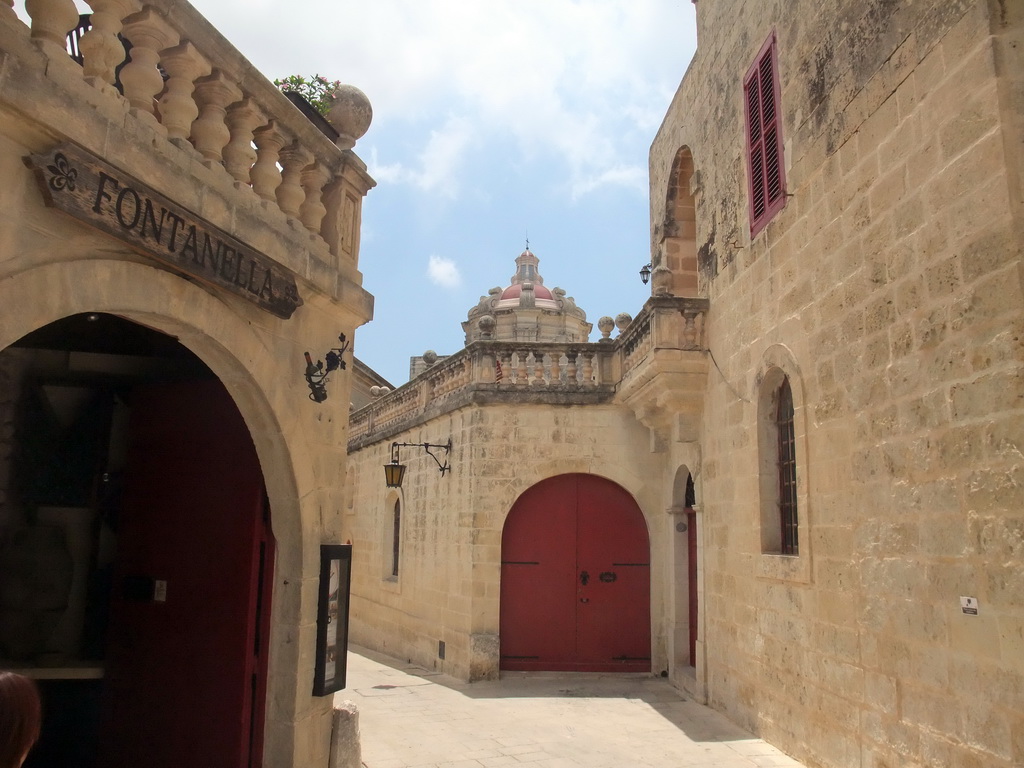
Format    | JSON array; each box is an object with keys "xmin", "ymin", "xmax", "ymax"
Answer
[
  {"xmin": 384, "ymin": 439, "xmax": 453, "ymax": 488},
  {"xmin": 639, "ymin": 263, "xmax": 652, "ymax": 284},
  {"xmin": 303, "ymin": 333, "xmax": 350, "ymax": 403}
]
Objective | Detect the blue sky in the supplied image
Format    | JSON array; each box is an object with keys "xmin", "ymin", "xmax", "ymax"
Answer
[{"xmin": 73, "ymin": 1, "xmax": 698, "ymax": 385}]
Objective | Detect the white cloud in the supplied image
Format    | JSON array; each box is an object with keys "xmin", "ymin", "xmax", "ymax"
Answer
[
  {"xmin": 367, "ymin": 116, "xmax": 473, "ymax": 198},
  {"xmin": 192, "ymin": 0, "xmax": 696, "ymax": 199},
  {"xmin": 570, "ymin": 165, "xmax": 649, "ymax": 201},
  {"xmin": 426, "ymin": 255, "xmax": 462, "ymax": 288}
]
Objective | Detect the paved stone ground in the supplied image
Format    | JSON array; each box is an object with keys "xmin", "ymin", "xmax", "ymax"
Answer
[{"xmin": 339, "ymin": 647, "xmax": 805, "ymax": 768}]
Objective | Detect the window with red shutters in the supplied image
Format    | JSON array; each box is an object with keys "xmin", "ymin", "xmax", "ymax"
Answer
[{"xmin": 744, "ymin": 32, "xmax": 786, "ymax": 236}]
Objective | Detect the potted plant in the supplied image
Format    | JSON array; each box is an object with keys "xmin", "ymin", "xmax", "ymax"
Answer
[{"xmin": 274, "ymin": 74, "xmax": 340, "ymax": 141}]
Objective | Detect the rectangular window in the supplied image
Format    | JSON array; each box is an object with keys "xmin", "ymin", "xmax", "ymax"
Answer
[
  {"xmin": 744, "ymin": 32, "xmax": 786, "ymax": 236},
  {"xmin": 391, "ymin": 499, "xmax": 401, "ymax": 577}
]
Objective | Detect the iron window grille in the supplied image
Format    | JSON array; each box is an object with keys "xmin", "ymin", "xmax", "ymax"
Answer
[{"xmin": 777, "ymin": 377, "xmax": 798, "ymax": 555}]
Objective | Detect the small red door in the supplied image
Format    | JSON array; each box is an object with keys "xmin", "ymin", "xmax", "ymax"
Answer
[
  {"xmin": 686, "ymin": 508, "xmax": 697, "ymax": 667},
  {"xmin": 500, "ymin": 474, "xmax": 650, "ymax": 672},
  {"xmin": 98, "ymin": 379, "xmax": 273, "ymax": 768}
]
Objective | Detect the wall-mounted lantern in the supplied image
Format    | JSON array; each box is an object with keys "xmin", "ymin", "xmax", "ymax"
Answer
[
  {"xmin": 384, "ymin": 439, "xmax": 452, "ymax": 488},
  {"xmin": 639, "ymin": 263, "xmax": 653, "ymax": 285},
  {"xmin": 303, "ymin": 333, "xmax": 350, "ymax": 403}
]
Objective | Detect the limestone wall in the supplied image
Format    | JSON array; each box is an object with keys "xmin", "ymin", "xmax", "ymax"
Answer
[
  {"xmin": 0, "ymin": 5, "xmax": 376, "ymax": 765},
  {"xmin": 651, "ymin": 1, "xmax": 1023, "ymax": 766},
  {"xmin": 344, "ymin": 402, "xmax": 666, "ymax": 681}
]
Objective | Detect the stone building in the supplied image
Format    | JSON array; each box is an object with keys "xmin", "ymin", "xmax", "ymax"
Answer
[
  {"xmin": 346, "ymin": 1, "xmax": 1023, "ymax": 767},
  {"xmin": 0, "ymin": 3, "xmax": 373, "ymax": 767}
]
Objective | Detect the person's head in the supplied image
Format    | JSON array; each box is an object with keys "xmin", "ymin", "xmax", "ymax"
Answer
[{"xmin": 0, "ymin": 672, "xmax": 41, "ymax": 768}]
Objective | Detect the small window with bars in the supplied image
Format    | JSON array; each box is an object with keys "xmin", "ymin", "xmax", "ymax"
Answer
[
  {"xmin": 776, "ymin": 377, "xmax": 798, "ymax": 555},
  {"xmin": 391, "ymin": 499, "xmax": 401, "ymax": 578},
  {"xmin": 744, "ymin": 32, "xmax": 786, "ymax": 236}
]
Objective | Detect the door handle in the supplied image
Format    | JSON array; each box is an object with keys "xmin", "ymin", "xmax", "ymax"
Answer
[{"xmin": 579, "ymin": 570, "xmax": 590, "ymax": 586}]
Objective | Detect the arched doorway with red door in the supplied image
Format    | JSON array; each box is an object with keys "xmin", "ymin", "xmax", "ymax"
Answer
[
  {"xmin": 499, "ymin": 473, "xmax": 651, "ymax": 672},
  {"xmin": 0, "ymin": 312, "xmax": 276, "ymax": 768}
]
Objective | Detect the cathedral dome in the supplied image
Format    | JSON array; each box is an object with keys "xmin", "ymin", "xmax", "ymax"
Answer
[{"xmin": 462, "ymin": 245, "xmax": 592, "ymax": 344}]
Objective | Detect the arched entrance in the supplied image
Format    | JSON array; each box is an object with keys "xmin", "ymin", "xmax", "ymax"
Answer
[
  {"xmin": 0, "ymin": 313, "xmax": 274, "ymax": 768},
  {"xmin": 499, "ymin": 473, "xmax": 651, "ymax": 672}
]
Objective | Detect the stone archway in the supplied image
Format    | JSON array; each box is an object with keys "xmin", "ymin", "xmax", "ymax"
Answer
[{"xmin": 0, "ymin": 261, "xmax": 314, "ymax": 768}]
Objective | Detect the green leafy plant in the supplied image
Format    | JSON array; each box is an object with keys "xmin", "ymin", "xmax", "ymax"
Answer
[{"xmin": 274, "ymin": 74, "xmax": 342, "ymax": 117}]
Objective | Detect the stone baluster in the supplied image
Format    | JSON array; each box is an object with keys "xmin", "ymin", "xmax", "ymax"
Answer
[
  {"xmin": 120, "ymin": 9, "xmax": 179, "ymax": 126},
  {"xmin": 496, "ymin": 351, "xmax": 511, "ymax": 385},
  {"xmin": 81, "ymin": 0, "xmax": 139, "ymax": 92},
  {"xmin": 299, "ymin": 162, "xmax": 329, "ymax": 234},
  {"xmin": 25, "ymin": 0, "xmax": 80, "ymax": 60},
  {"xmin": 683, "ymin": 311, "xmax": 698, "ymax": 348},
  {"xmin": 531, "ymin": 352, "xmax": 545, "ymax": 387},
  {"xmin": 277, "ymin": 143, "xmax": 313, "ymax": 218},
  {"xmin": 581, "ymin": 352, "xmax": 595, "ymax": 386},
  {"xmin": 223, "ymin": 98, "xmax": 265, "ymax": 184},
  {"xmin": 251, "ymin": 121, "xmax": 286, "ymax": 202},
  {"xmin": 515, "ymin": 351, "xmax": 528, "ymax": 387},
  {"xmin": 550, "ymin": 353, "xmax": 562, "ymax": 384},
  {"xmin": 158, "ymin": 42, "xmax": 211, "ymax": 144},
  {"xmin": 190, "ymin": 71, "xmax": 242, "ymax": 165},
  {"xmin": 565, "ymin": 351, "xmax": 578, "ymax": 385}
]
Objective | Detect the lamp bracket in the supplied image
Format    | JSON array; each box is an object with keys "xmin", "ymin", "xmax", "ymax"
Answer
[
  {"xmin": 303, "ymin": 333, "xmax": 350, "ymax": 403},
  {"xmin": 391, "ymin": 438, "xmax": 452, "ymax": 476}
]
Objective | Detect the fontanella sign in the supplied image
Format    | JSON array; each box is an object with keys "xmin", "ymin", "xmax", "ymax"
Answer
[{"xmin": 25, "ymin": 143, "xmax": 303, "ymax": 319}]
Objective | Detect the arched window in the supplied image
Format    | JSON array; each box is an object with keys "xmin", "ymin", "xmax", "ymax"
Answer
[
  {"xmin": 776, "ymin": 377, "xmax": 798, "ymax": 555},
  {"xmin": 758, "ymin": 360, "xmax": 805, "ymax": 559},
  {"xmin": 659, "ymin": 146, "xmax": 700, "ymax": 296},
  {"xmin": 391, "ymin": 498, "xmax": 401, "ymax": 578}
]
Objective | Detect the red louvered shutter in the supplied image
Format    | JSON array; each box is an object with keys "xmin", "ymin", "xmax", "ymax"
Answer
[{"xmin": 744, "ymin": 32, "xmax": 786, "ymax": 236}]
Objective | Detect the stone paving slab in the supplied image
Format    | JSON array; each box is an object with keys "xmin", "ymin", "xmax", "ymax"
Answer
[{"xmin": 338, "ymin": 647, "xmax": 805, "ymax": 768}]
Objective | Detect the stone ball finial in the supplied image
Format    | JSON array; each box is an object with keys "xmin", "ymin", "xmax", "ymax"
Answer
[
  {"xmin": 598, "ymin": 316, "xmax": 615, "ymax": 340},
  {"xmin": 423, "ymin": 350, "xmax": 438, "ymax": 366},
  {"xmin": 477, "ymin": 315, "xmax": 496, "ymax": 337},
  {"xmin": 615, "ymin": 313, "xmax": 633, "ymax": 332},
  {"xmin": 326, "ymin": 84, "xmax": 372, "ymax": 150},
  {"xmin": 370, "ymin": 386, "xmax": 380, "ymax": 397}
]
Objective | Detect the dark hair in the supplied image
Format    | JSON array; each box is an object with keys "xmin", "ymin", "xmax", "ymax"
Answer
[{"xmin": 0, "ymin": 672, "xmax": 41, "ymax": 768}]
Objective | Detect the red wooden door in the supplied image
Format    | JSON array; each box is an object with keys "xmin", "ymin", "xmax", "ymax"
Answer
[
  {"xmin": 686, "ymin": 509, "xmax": 697, "ymax": 667},
  {"xmin": 98, "ymin": 380, "xmax": 273, "ymax": 768},
  {"xmin": 500, "ymin": 474, "xmax": 650, "ymax": 672}
]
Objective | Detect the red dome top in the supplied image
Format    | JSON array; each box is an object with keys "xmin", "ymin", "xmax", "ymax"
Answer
[{"xmin": 500, "ymin": 283, "xmax": 554, "ymax": 301}]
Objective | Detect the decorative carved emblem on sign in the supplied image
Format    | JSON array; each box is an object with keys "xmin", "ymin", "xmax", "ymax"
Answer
[
  {"xmin": 47, "ymin": 152, "xmax": 78, "ymax": 192},
  {"xmin": 25, "ymin": 143, "xmax": 303, "ymax": 319}
]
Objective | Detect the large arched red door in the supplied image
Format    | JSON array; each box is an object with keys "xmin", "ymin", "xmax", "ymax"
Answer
[{"xmin": 500, "ymin": 474, "xmax": 651, "ymax": 672}]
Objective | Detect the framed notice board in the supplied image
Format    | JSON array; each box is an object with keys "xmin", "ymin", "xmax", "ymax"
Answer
[{"xmin": 313, "ymin": 544, "xmax": 352, "ymax": 696}]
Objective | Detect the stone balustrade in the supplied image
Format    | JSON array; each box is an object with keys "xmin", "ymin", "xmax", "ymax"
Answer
[
  {"xmin": 8, "ymin": 0, "xmax": 373, "ymax": 269},
  {"xmin": 348, "ymin": 296, "xmax": 710, "ymax": 448},
  {"xmin": 617, "ymin": 296, "xmax": 708, "ymax": 380}
]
